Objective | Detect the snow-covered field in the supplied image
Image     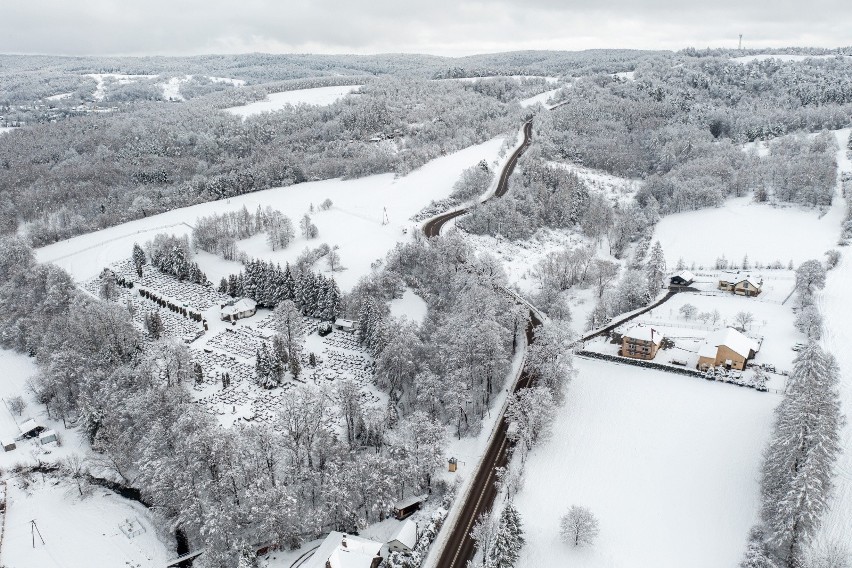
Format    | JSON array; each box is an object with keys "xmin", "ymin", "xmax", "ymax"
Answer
[
  {"xmin": 36, "ymin": 136, "xmax": 506, "ymax": 292},
  {"xmin": 519, "ymin": 88, "xmax": 561, "ymax": 108},
  {"xmin": 84, "ymin": 73, "xmax": 156, "ymax": 100},
  {"xmin": 389, "ymin": 288, "xmax": 428, "ymax": 323},
  {"xmin": 224, "ymin": 85, "xmax": 361, "ymax": 117},
  {"xmin": 1, "ymin": 478, "xmax": 172, "ymax": 568},
  {"xmin": 514, "ymin": 358, "xmax": 779, "ymax": 568},
  {"xmin": 655, "ymin": 131, "xmax": 849, "ymax": 270},
  {"xmin": 810, "ymin": 128, "xmax": 852, "ymax": 552},
  {"xmin": 0, "ymin": 126, "xmax": 18, "ymax": 136},
  {"xmin": 654, "ymin": 196, "xmax": 842, "ymax": 270}
]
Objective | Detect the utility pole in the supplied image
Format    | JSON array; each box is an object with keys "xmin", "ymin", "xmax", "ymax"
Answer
[
  {"xmin": 31, "ymin": 519, "xmax": 45, "ymax": 548},
  {"xmin": 739, "ymin": 34, "xmax": 743, "ymax": 50}
]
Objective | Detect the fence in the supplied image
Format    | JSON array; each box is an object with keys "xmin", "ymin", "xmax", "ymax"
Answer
[{"xmin": 575, "ymin": 350, "xmax": 779, "ymax": 393}]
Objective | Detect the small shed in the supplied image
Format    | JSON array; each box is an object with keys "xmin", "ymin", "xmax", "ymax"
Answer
[
  {"xmin": 39, "ymin": 430, "xmax": 58, "ymax": 446},
  {"xmin": 2, "ymin": 439, "xmax": 16, "ymax": 452},
  {"xmin": 448, "ymin": 457, "xmax": 458, "ymax": 473},
  {"xmin": 387, "ymin": 520, "xmax": 417, "ymax": 553},
  {"xmin": 334, "ymin": 319, "xmax": 358, "ymax": 333},
  {"xmin": 392, "ymin": 495, "xmax": 427, "ymax": 520},
  {"xmin": 18, "ymin": 418, "xmax": 44, "ymax": 438},
  {"xmin": 670, "ymin": 270, "xmax": 696, "ymax": 287}
]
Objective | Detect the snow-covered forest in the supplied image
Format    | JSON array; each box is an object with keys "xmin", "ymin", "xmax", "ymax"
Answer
[{"xmin": 2, "ymin": 45, "xmax": 852, "ymax": 568}]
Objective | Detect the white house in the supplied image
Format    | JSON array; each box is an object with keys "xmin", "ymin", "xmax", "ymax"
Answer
[
  {"xmin": 304, "ymin": 532, "xmax": 383, "ymax": 568},
  {"xmin": 387, "ymin": 520, "xmax": 418, "ymax": 553},
  {"xmin": 333, "ymin": 318, "xmax": 358, "ymax": 333},
  {"xmin": 220, "ymin": 298, "xmax": 257, "ymax": 321}
]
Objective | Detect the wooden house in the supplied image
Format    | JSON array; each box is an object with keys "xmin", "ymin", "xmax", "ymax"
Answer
[
  {"xmin": 393, "ymin": 495, "xmax": 427, "ymax": 520},
  {"xmin": 697, "ymin": 327, "xmax": 759, "ymax": 371},
  {"xmin": 620, "ymin": 325, "xmax": 662, "ymax": 360},
  {"xmin": 718, "ymin": 273, "xmax": 762, "ymax": 297},
  {"xmin": 669, "ymin": 270, "xmax": 696, "ymax": 287}
]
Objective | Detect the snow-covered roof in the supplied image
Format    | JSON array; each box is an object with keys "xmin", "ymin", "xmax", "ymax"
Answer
[
  {"xmin": 389, "ymin": 520, "xmax": 417, "ymax": 550},
  {"xmin": 221, "ymin": 298, "xmax": 256, "ymax": 316},
  {"xmin": 699, "ymin": 327, "xmax": 759, "ymax": 359},
  {"xmin": 719, "ymin": 272, "xmax": 761, "ymax": 287},
  {"xmin": 335, "ymin": 318, "xmax": 356, "ymax": 328},
  {"xmin": 622, "ymin": 325, "xmax": 662, "ymax": 345},
  {"xmin": 394, "ymin": 494, "xmax": 428, "ymax": 510},
  {"xmin": 18, "ymin": 418, "xmax": 42, "ymax": 435},
  {"xmin": 305, "ymin": 532, "xmax": 382, "ymax": 568},
  {"xmin": 736, "ymin": 277, "xmax": 762, "ymax": 289},
  {"xmin": 672, "ymin": 270, "xmax": 696, "ymax": 282}
]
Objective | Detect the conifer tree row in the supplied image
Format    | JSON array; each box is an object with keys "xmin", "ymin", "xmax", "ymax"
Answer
[{"xmin": 220, "ymin": 259, "xmax": 342, "ymax": 321}]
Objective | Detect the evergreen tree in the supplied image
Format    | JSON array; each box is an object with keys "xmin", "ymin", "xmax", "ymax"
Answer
[
  {"xmin": 489, "ymin": 503, "xmax": 525, "ymax": 568},
  {"xmin": 132, "ymin": 243, "xmax": 146, "ymax": 277},
  {"xmin": 740, "ymin": 526, "xmax": 779, "ymax": 568},
  {"xmin": 646, "ymin": 240, "xmax": 667, "ymax": 298},
  {"xmin": 760, "ymin": 341, "xmax": 843, "ymax": 567}
]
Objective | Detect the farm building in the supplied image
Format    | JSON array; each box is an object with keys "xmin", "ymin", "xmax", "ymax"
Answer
[
  {"xmin": 220, "ymin": 298, "xmax": 257, "ymax": 321},
  {"xmin": 620, "ymin": 325, "xmax": 662, "ymax": 360},
  {"xmin": 393, "ymin": 495, "xmax": 427, "ymax": 520},
  {"xmin": 387, "ymin": 520, "xmax": 417, "ymax": 553},
  {"xmin": 697, "ymin": 327, "xmax": 760, "ymax": 371},
  {"xmin": 333, "ymin": 318, "xmax": 358, "ymax": 333},
  {"xmin": 304, "ymin": 532, "xmax": 383, "ymax": 568},
  {"xmin": 718, "ymin": 273, "xmax": 762, "ymax": 297},
  {"xmin": 669, "ymin": 270, "xmax": 696, "ymax": 287}
]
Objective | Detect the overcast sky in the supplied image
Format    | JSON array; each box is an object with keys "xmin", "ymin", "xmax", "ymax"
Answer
[{"xmin": 4, "ymin": 1, "xmax": 851, "ymax": 56}]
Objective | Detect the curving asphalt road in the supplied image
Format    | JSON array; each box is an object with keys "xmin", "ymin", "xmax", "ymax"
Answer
[
  {"xmin": 423, "ymin": 118, "xmax": 538, "ymax": 568},
  {"xmin": 434, "ymin": 312, "xmax": 541, "ymax": 568},
  {"xmin": 422, "ymin": 120, "xmax": 533, "ymax": 238}
]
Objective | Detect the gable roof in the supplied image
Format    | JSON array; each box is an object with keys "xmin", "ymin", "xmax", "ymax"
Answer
[
  {"xmin": 622, "ymin": 324, "xmax": 662, "ymax": 345},
  {"xmin": 699, "ymin": 327, "xmax": 759, "ymax": 359},
  {"xmin": 305, "ymin": 532, "xmax": 382, "ymax": 568},
  {"xmin": 389, "ymin": 520, "xmax": 417, "ymax": 550},
  {"xmin": 672, "ymin": 270, "xmax": 696, "ymax": 282},
  {"xmin": 221, "ymin": 298, "xmax": 257, "ymax": 316},
  {"xmin": 735, "ymin": 277, "xmax": 761, "ymax": 289}
]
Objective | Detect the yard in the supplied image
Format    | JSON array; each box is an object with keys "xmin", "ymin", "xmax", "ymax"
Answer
[{"xmin": 513, "ymin": 358, "xmax": 779, "ymax": 568}]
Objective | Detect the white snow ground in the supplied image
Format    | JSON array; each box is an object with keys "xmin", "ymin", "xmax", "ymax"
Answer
[
  {"xmin": 514, "ymin": 358, "xmax": 779, "ymax": 568},
  {"xmin": 1, "ymin": 477, "xmax": 172, "ymax": 568},
  {"xmin": 388, "ymin": 288, "xmax": 428, "ymax": 324},
  {"xmin": 810, "ymin": 130, "xmax": 852, "ymax": 552},
  {"xmin": 519, "ymin": 88, "xmax": 561, "ymax": 108},
  {"xmin": 0, "ymin": 127, "xmax": 18, "ymax": 136},
  {"xmin": 653, "ymin": 195, "xmax": 844, "ymax": 270},
  {"xmin": 84, "ymin": 73, "xmax": 156, "ymax": 101},
  {"xmin": 35, "ymin": 136, "xmax": 506, "ymax": 292},
  {"xmin": 224, "ymin": 85, "xmax": 361, "ymax": 117}
]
